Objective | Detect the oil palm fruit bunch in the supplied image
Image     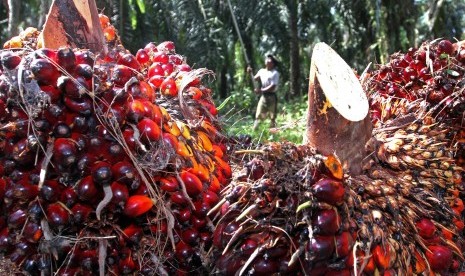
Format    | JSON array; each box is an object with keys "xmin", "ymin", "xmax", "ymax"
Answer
[
  {"xmin": 0, "ymin": 14, "xmax": 230, "ymax": 275},
  {"xmin": 208, "ymin": 142, "xmax": 355, "ymax": 275},
  {"xmin": 358, "ymin": 39, "xmax": 465, "ymax": 274},
  {"xmin": 209, "ymin": 40, "xmax": 465, "ymax": 275}
]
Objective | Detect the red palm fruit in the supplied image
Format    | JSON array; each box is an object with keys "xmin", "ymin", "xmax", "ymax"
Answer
[
  {"xmin": 110, "ymin": 181, "xmax": 129, "ymax": 207},
  {"xmin": 122, "ymin": 224, "xmax": 143, "ymax": 244},
  {"xmin": 152, "ymin": 52, "xmax": 169, "ymax": 64},
  {"xmin": 190, "ymin": 216, "xmax": 207, "ymax": 229},
  {"xmin": 77, "ymin": 153, "xmax": 97, "ymax": 177},
  {"xmin": 157, "ymin": 41, "xmax": 175, "ymax": 52},
  {"xmin": 177, "ymin": 208, "xmax": 192, "ymax": 222},
  {"xmin": 12, "ymin": 182, "xmax": 39, "ymax": 202},
  {"xmin": 150, "ymin": 103, "xmax": 163, "ymax": 125},
  {"xmin": 215, "ymin": 254, "xmax": 244, "ymax": 275},
  {"xmin": 148, "ymin": 63, "xmax": 164, "ymax": 77},
  {"xmin": 57, "ymin": 47, "xmax": 76, "ymax": 72},
  {"xmin": 211, "ymin": 145, "xmax": 224, "ymax": 158},
  {"xmin": 46, "ymin": 203, "xmax": 70, "ymax": 228},
  {"xmin": 170, "ymin": 191, "xmax": 188, "ymax": 206},
  {"xmin": 160, "ymin": 77, "xmax": 178, "ymax": 96},
  {"xmin": 162, "ymin": 62, "xmax": 174, "ymax": 75},
  {"xmin": 178, "ymin": 64, "xmax": 192, "ymax": 72},
  {"xmin": 134, "ymin": 183, "xmax": 149, "ymax": 195},
  {"xmin": 0, "ymin": 228, "xmax": 11, "ymax": 253},
  {"xmin": 0, "ymin": 179, "xmax": 6, "ymax": 199},
  {"xmin": 74, "ymin": 64, "xmax": 93, "ymax": 87},
  {"xmin": 58, "ymin": 76, "xmax": 87, "ymax": 99},
  {"xmin": 241, "ymin": 238, "xmax": 258, "ymax": 255},
  {"xmin": 180, "ymin": 170, "xmax": 203, "ymax": 197},
  {"xmin": 75, "ymin": 50, "xmax": 94, "ymax": 66},
  {"xmin": 135, "ymin": 49, "xmax": 149, "ymax": 65},
  {"xmin": 71, "ymin": 203, "xmax": 93, "ymax": 224},
  {"xmin": 159, "ymin": 176, "xmax": 179, "ymax": 192},
  {"xmin": 111, "ymin": 161, "xmax": 139, "ymax": 189},
  {"xmin": 437, "ymin": 40, "xmax": 453, "ymax": 55},
  {"xmin": 52, "ymin": 122, "xmax": 72, "ymax": 138},
  {"xmin": 10, "ymin": 241, "xmax": 33, "ymax": 264},
  {"xmin": 0, "ymin": 98, "xmax": 6, "ymax": 120},
  {"xmin": 126, "ymin": 99, "xmax": 153, "ymax": 122},
  {"xmin": 98, "ymin": 14, "xmax": 110, "ymax": 27},
  {"xmin": 11, "ymin": 138, "xmax": 36, "ymax": 166},
  {"xmin": 425, "ymin": 245, "xmax": 452, "ymax": 272},
  {"xmin": 148, "ymin": 75, "xmax": 164, "ymax": 88},
  {"xmin": 214, "ymin": 155, "xmax": 232, "ymax": 179},
  {"xmin": 122, "ymin": 128, "xmax": 137, "ymax": 151},
  {"xmin": 80, "ymin": 249, "xmax": 98, "ymax": 271},
  {"xmin": 252, "ymin": 257, "xmax": 279, "ymax": 274},
  {"xmin": 63, "ymin": 96, "xmax": 92, "ymax": 115},
  {"xmin": 144, "ymin": 42, "xmax": 157, "ymax": 53},
  {"xmin": 118, "ymin": 53, "xmax": 141, "ymax": 70},
  {"xmin": 373, "ymin": 244, "xmax": 391, "ymax": 270},
  {"xmin": 112, "ymin": 65, "xmax": 135, "ymax": 86},
  {"xmin": 76, "ymin": 176, "xmax": 99, "ymax": 202},
  {"xmin": 103, "ymin": 25, "xmax": 117, "ymax": 42},
  {"xmin": 30, "ymin": 58, "xmax": 60, "ymax": 85},
  {"xmin": 8, "ymin": 209, "xmax": 27, "ymax": 229},
  {"xmin": 52, "ymin": 138, "xmax": 78, "ymax": 167},
  {"xmin": 311, "ymin": 178, "xmax": 345, "ymax": 205},
  {"xmin": 208, "ymin": 175, "xmax": 221, "ymax": 193},
  {"xmin": 127, "ymin": 80, "xmax": 155, "ymax": 101},
  {"xmin": 138, "ymin": 117, "xmax": 161, "ymax": 144},
  {"xmin": 175, "ymin": 241, "xmax": 193, "ymax": 262},
  {"xmin": 41, "ymin": 180, "xmax": 63, "ymax": 202},
  {"xmin": 181, "ymin": 228, "xmax": 199, "ymax": 246},
  {"xmin": 169, "ymin": 54, "xmax": 183, "ymax": 65},
  {"xmin": 335, "ymin": 231, "xmax": 353, "ymax": 258},
  {"xmin": 416, "ymin": 218, "xmax": 436, "ymax": 239},
  {"xmin": 307, "ymin": 235, "xmax": 335, "ymax": 261},
  {"xmin": 124, "ymin": 195, "xmax": 153, "ymax": 217},
  {"xmin": 162, "ymin": 132, "xmax": 180, "ymax": 152},
  {"xmin": 202, "ymin": 190, "xmax": 219, "ymax": 206},
  {"xmin": 34, "ymin": 48, "xmax": 57, "ymax": 61},
  {"xmin": 91, "ymin": 161, "xmax": 112, "ymax": 185},
  {"xmin": 187, "ymin": 86, "xmax": 203, "ymax": 100},
  {"xmin": 193, "ymin": 200, "xmax": 211, "ymax": 217},
  {"xmin": 198, "ymin": 99, "xmax": 218, "ymax": 116},
  {"xmin": 312, "ymin": 209, "xmax": 340, "ymax": 235},
  {"xmin": 0, "ymin": 51, "xmax": 22, "ymax": 70}
]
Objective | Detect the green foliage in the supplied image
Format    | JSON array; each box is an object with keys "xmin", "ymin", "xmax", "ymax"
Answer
[{"xmin": 219, "ymin": 89, "xmax": 307, "ymax": 145}]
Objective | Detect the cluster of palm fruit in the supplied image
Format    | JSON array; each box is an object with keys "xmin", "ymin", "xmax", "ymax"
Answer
[
  {"xmin": 0, "ymin": 15, "xmax": 230, "ymax": 275},
  {"xmin": 208, "ymin": 39, "xmax": 465, "ymax": 275},
  {"xmin": 208, "ymin": 142, "xmax": 354, "ymax": 275},
  {"xmin": 359, "ymin": 39, "xmax": 465, "ymax": 274}
]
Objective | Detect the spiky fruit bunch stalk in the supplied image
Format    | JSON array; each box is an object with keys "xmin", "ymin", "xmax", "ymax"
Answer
[
  {"xmin": 0, "ymin": 16, "xmax": 230, "ymax": 275},
  {"xmin": 208, "ymin": 142, "xmax": 355, "ymax": 275}
]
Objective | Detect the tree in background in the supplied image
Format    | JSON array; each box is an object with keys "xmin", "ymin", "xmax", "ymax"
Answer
[{"xmin": 0, "ymin": 0, "xmax": 464, "ymax": 109}]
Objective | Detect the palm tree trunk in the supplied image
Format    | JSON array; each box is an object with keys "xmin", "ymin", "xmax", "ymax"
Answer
[
  {"xmin": 287, "ymin": 0, "xmax": 300, "ymax": 98},
  {"xmin": 7, "ymin": 0, "xmax": 20, "ymax": 36}
]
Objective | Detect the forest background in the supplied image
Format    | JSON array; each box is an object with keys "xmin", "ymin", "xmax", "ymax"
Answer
[{"xmin": 0, "ymin": 0, "xmax": 464, "ymax": 143}]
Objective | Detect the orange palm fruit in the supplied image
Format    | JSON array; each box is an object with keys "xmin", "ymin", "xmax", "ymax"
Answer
[{"xmin": 123, "ymin": 195, "xmax": 154, "ymax": 217}]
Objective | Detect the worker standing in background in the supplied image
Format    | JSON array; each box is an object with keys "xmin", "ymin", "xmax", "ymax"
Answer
[{"xmin": 247, "ymin": 54, "xmax": 280, "ymax": 130}]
